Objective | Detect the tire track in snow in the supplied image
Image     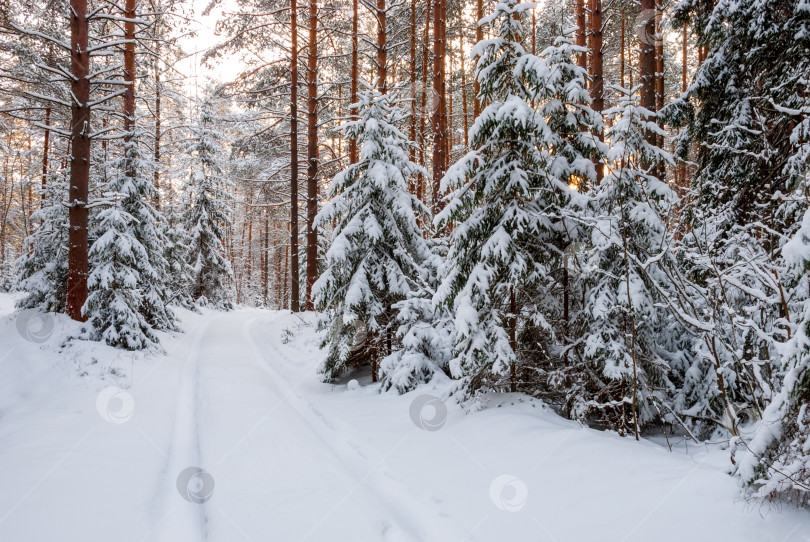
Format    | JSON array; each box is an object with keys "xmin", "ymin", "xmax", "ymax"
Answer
[
  {"xmin": 153, "ymin": 315, "xmax": 218, "ymax": 542},
  {"xmin": 242, "ymin": 316, "xmax": 464, "ymax": 542}
]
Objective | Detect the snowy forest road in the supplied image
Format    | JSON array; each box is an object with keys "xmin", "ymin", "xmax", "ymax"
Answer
[
  {"xmin": 160, "ymin": 310, "xmax": 464, "ymax": 542},
  {"xmin": 1, "ymin": 299, "xmax": 809, "ymax": 542}
]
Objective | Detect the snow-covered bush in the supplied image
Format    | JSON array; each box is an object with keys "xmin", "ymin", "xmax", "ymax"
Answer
[{"xmin": 737, "ymin": 209, "xmax": 810, "ymax": 506}]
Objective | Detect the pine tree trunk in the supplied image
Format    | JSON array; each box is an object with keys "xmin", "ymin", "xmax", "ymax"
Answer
[
  {"xmin": 682, "ymin": 26, "xmax": 688, "ymax": 93},
  {"xmin": 41, "ymin": 106, "xmax": 50, "ymax": 207},
  {"xmin": 262, "ymin": 210, "xmax": 269, "ymax": 305},
  {"xmin": 629, "ymin": 39, "xmax": 634, "ymax": 88},
  {"xmin": 123, "ymin": 0, "xmax": 136, "ymax": 161},
  {"xmin": 620, "ymin": 12, "xmax": 626, "ymax": 89},
  {"xmin": 337, "ymin": 84, "xmax": 342, "ymax": 158},
  {"xmin": 237, "ymin": 219, "xmax": 248, "ymax": 302},
  {"xmin": 290, "ymin": 1, "xmax": 301, "ymax": 312},
  {"xmin": 447, "ymin": 80, "xmax": 453, "ymax": 151},
  {"xmin": 408, "ymin": 0, "xmax": 417, "ymax": 183},
  {"xmin": 305, "ymin": 0, "xmax": 318, "ymax": 311},
  {"xmin": 588, "ymin": 0, "xmax": 603, "ymax": 113},
  {"xmin": 460, "ymin": 39, "xmax": 468, "ymax": 146},
  {"xmin": 417, "ymin": 0, "xmax": 432, "ymax": 202},
  {"xmin": 639, "ymin": 0, "xmax": 656, "ymax": 113},
  {"xmin": 274, "ymin": 239, "xmax": 281, "ymax": 308},
  {"xmin": 655, "ymin": 7, "xmax": 664, "ymax": 113},
  {"xmin": 282, "ymin": 246, "xmax": 287, "ymax": 309},
  {"xmin": 377, "ymin": 0, "xmax": 387, "ymax": 94},
  {"xmin": 679, "ymin": 26, "xmax": 689, "ymax": 191},
  {"xmin": 153, "ymin": 38, "xmax": 162, "ymax": 208},
  {"xmin": 589, "ymin": 0, "xmax": 604, "ymax": 182},
  {"xmin": 40, "ymin": 33, "xmax": 54, "ymax": 207},
  {"xmin": 431, "ymin": 0, "xmax": 447, "ymax": 215},
  {"xmin": 247, "ymin": 207, "xmax": 254, "ymax": 296},
  {"xmin": 576, "ymin": 0, "xmax": 587, "ymax": 71},
  {"xmin": 473, "ymin": 0, "xmax": 483, "ymax": 119},
  {"xmin": 66, "ymin": 0, "xmax": 91, "ymax": 322},
  {"xmin": 25, "ymin": 137, "xmax": 33, "ymax": 226},
  {"xmin": 349, "ymin": 0, "xmax": 359, "ymax": 164},
  {"xmin": 654, "ymin": 7, "xmax": 666, "ymax": 179}
]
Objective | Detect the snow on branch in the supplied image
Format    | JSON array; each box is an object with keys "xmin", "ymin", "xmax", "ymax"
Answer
[
  {"xmin": 86, "ymin": 89, "xmax": 128, "ymax": 107},
  {"xmin": 34, "ymin": 63, "xmax": 77, "ymax": 82},
  {"xmin": 9, "ymin": 23, "xmax": 71, "ymax": 51},
  {"xmin": 23, "ymin": 91, "xmax": 71, "ymax": 108},
  {"xmin": 88, "ymin": 63, "xmax": 124, "ymax": 80},
  {"xmin": 86, "ymin": 40, "xmax": 136, "ymax": 54},
  {"xmin": 89, "ymin": 14, "xmax": 151, "ymax": 25},
  {"xmin": 32, "ymin": 122, "xmax": 71, "ymax": 138},
  {"xmin": 89, "ymin": 125, "xmax": 119, "ymax": 139}
]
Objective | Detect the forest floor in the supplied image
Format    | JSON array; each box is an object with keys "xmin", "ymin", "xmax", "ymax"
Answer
[{"xmin": 0, "ymin": 292, "xmax": 808, "ymax": 542}]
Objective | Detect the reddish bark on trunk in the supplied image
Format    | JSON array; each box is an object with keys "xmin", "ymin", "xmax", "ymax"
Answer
[
  {"xmin": 66, "ymin": 0, "xmax": 91, "ymax": 321},
  {"xmin": 473, "ymin": 0, "xmax": 483, "ymax": 119},
  {"xmin": 305, "ymin": 0, "xmax": 318, "ymax": 311},
  {"xmin": 589, "ymin": 0, "xmax": 604, "ymax": 115},
  {"xmin": 41, "ymin": 106, "xmax": 50, "ymax": 206},
  {"xmin": 377, "ymin": 0, "xmax": 387, "ymax": 94},
  {"xmin": 290, "ymin": 1, "xmax": 301, "ymax": 312},
  {"xmin": 576, "ymin": 0, "xmax": 587, "ymax": 71},
  {"xmin": 431, "ymin": 0, "xmax": 447, "ymax": 215},
  {"xmin": 349, "ymin": 0, "xmax": 359, "ymax": 165},
  {"xmin": 639, "ymin": 0, "xmax": 656, "ymax": 113}
]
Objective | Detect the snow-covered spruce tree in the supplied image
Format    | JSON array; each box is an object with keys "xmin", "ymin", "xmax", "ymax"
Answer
[
  {"xmin": 379, "ymin": 238, "xmax": 455, "ymax": 393},
  {"xmin": 435, "ymin": 7, "xmax": 602, "ymax": 399},
  {"xmin": 314, "ymin": 89, "xmax": 432, "ymax": 385},
  {"xmin": 164, "ymin": 201, "xmax": 196, "ymax": 310},
  {"xmin": 572, "ymin": 86, "xmax": 678, "ymax": 437},
  {"xmin": 83, "ymin": 190, "xmax": 156, "ymax": 350},
  {"xmin": 184, "ymin": 98, "xmax": 234, "ymax": 310},
  {"xmin": 737, "ymin": 209, "xmax": 810, "ymax": 507},
  {"xmin": 119, "ymin": 139, "xmax": 176, "ymax": 331},
  {"xmin": 82, "ymin": 130, "xmax": 176, "ymax": 348},
  {"xmin": 15, "ymin": 168, "xmax": 69, "ymax": 312}
]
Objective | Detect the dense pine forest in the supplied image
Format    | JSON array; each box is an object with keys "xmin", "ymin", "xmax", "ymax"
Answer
[{"xmin": 1, "ymin": 0, "xmax": 809, "ymax": 517}]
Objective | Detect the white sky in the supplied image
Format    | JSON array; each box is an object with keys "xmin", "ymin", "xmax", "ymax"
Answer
[{"xmin": 176, "ymin": 0, "xmax": 243, "ymax": 91}]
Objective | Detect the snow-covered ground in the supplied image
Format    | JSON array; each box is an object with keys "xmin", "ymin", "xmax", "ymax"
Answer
[{"xmin": 0, "ymin": 292, "xmax": 808, "ymax": 542}]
